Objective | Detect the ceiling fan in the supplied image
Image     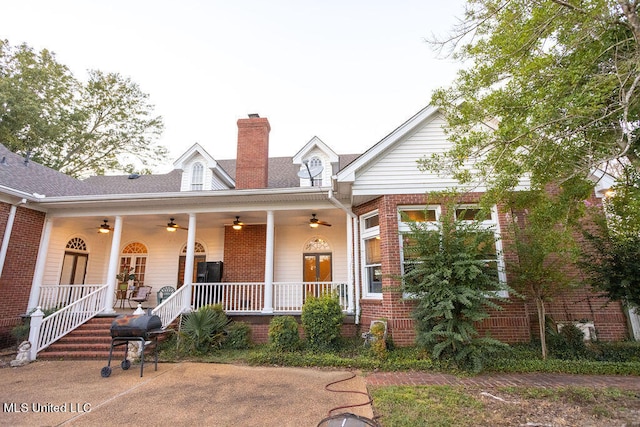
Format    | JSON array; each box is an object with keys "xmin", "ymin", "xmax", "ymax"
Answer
[
  {"xmin": 97, "ymin": 219, "xmax": 113, "ymax": 234},
  {"xmin": 309, "ymin": 213, "xmax": 331, "ymax": 228},
  {"xmin": 159, "ymin": 217, "xmax": 188, "ymax": 232}
]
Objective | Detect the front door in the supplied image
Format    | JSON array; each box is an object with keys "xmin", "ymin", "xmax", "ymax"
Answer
[
  {"xmin": 303, "ymin": 253, "xmax": 332, "ymax": 299},
  {"xmin": 60, "ymin": 252, "xmax": 88, "ymax": 304},
  {"xmin": 177, "ymin": 255, "xmax": 206, "ymax": 288},
  {"xmin": 60, "ymin": 252, "xmax": 88, "ymax": 285}
]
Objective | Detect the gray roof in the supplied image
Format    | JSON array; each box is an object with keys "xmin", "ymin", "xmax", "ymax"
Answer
[
  {"xmin": 82, "ymin": 170, "xmax": 182, "ymax": 194},
  {"xmin": 84, "ymin": 154, "xmax": 362, "ymax": 193},
  {"xmin": 0, "ymin": 144, "xmax": 97, "ymax": 197},
  {"xmin": 0, "ymin": 143, "xmax": 362, "ymax": 197}
]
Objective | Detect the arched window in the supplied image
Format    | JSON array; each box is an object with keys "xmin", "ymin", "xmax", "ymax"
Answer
[
  {"xmin": 191, "ymin": 162, "xmax": 204, "ymax": 190},
  {"xmin": 308, "ymin": 156, "xmax": 323, "ymax": 187},
  {"xmin": 66, "ymin": 237, "xmax": 87, "ymax": 252},
  {"xmin": 120, "ymin": 242, "xmax": 148, "ymax": 287}
]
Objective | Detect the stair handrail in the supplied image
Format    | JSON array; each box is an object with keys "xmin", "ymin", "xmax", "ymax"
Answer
[
  {"xmin": 28, "ymin": 284, "xmax": 109, "ymax": 361},
  {"xmin": 152, "ymin": 284, "xmax": 189, "ymax": 328}
]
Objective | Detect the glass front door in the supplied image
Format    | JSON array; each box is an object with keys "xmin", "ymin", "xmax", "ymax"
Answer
[{"xmin": 303, "ymin": 253, "xmax": 332, "ymax": 299}]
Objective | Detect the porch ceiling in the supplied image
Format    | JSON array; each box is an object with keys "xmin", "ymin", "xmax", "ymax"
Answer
[{"xmin": 53, "ymin": 207, "xmax": 349, "ymax": 233}]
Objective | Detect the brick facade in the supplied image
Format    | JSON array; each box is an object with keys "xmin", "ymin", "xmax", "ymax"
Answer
[
  {"xmin": 353, "ymin": 193, "xmax": 629, "ymax": 346},
  {"xmin": 223, "ymin": 224, "xmax": 267, "ymax": 282},
  {"xmin": 0, "ymin": 203, "xmax": 45, "ymax": 347}
]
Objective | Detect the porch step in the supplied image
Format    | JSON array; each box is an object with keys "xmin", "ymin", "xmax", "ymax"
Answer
[
  {"xmin": 38, "ymin": 316, "xmax": 174, "ymax": 361},
  {"xmin": 39, "ymin": 317, "xmax": 116, "ymax": 360}
]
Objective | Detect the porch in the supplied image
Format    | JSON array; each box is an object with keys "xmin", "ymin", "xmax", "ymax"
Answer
[{"xmin": 29, "ymin": 281, "xmax": 355, "ymax": 360}]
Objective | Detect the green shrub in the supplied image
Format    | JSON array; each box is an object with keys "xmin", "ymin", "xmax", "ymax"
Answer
[
  {"xmin": 179, "ymin": 304, "xmax": 230, "ymax": 354},
  {"xmin": 301, "ymin": 293, "xmax": 344, "ymax": 351},
  {"xmin": 222, "ymin": 321, "xmax": 253, "ymax": 350},
  {"xmin": 591, "ymin": 341, "xmax": 640, "ymax": 363},
  {"xmin": 370, "ymin": 321, "xmax": 388, "ymax": 360},
  {"xmin": 11, "ymin": 307, "xmax": 57, "ymax": 343},
  {"xmin": 547, "ymin": 323, "xmax": 590, "ymax": 360},
  {"xmin": 268, "ymin": 316, "xmax": 300, "ymax": 351},
  {"xmin": 402, "ymin": 200, "xmax": 510, "ymax": 373}
]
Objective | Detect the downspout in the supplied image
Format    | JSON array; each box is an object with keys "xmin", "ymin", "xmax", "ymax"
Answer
[
  {"xmin": 328, "ymin": 188, "xmax": 361, "ymax": 324},
  {"xmin": 0, "ymin": 198, "xmax": 27, "ymax": 278}
]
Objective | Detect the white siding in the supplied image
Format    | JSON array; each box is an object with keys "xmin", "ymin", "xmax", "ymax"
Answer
[
  {"xmin": 353, "ymin": 114, "xmax": 485, "ymax": 195},
  {"xmin": 273, "ymin": 222, "xmax": 347, "ymax": 282}
]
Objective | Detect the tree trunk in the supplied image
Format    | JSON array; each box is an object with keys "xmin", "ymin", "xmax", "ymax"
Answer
[{"xmin": 535, "ymin": 296, "xmax": 547, "ymax": 360}]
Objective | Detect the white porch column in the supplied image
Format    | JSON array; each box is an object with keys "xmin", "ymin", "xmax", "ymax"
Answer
[
  {"xmin": 103, "ymin": 216, "xmax": 123, "ymax": 314},
  {"xmin": 346, "ymin": 215, "xmax": 355, "ymax": 314},
  {"xmin": 27, "ymin": 217, "xmax": 54, "ymax": 312},
  {"xmin": 262, "ymin": 210, "xmax": 274, "ymax": 313},
  {"xmin": 0, "ymin": 201, "xmax": 23, "ymax": 278},
  {"xmin": 352, "ymin": 215, "xmax": 361, "ymax": 323},
  {"xmin": 182, "ymin": 213, "xmax": 197, "ymax": 312}
]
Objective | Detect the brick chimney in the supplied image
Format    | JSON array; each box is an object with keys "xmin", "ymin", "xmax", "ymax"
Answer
[{"xmin": 235, "ymin": 114, "xmax": 270, "ymax": 189}]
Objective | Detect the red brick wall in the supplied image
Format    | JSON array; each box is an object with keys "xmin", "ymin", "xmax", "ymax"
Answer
[
  {"xmin": 353, "ymin": 193, "xmax": 629, "ymax": 346},
  {"xmin": 0, "ymin": 204, "xmax": 46, "ymax": 348},
  {"xmin": 235, "ymin": 116, "xmax": 270, "ymax": 189},
  {"xmin": 230, "ymin": 315, "xmax": 358, "ymax": 344},
  {"xmin": 223, "ymin": 224, "xmax": 266, "ymax": 282}
]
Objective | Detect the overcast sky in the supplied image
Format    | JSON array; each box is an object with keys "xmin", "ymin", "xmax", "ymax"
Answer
[{"xmin": 0, "ymin": 1, "xmax": 464, "ymax": 171}]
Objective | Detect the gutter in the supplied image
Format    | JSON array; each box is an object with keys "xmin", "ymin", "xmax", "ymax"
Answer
[
  {"xmin": 328, "ymin": 187, "xmax": 361, "ymax": 324},
  {"xmin": 0, "ymin": 198, "xmax": 27, "ymax": 278}
]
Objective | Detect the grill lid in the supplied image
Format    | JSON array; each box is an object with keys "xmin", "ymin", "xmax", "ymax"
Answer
[{"xmin": 110, "ymin": 314, "xmax": 162, "ymax": 338}]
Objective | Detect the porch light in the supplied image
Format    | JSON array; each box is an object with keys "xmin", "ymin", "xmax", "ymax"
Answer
[
  {"xmin": 233, "ymin": 216, "xmax": 243, "ymax": 230},
  {"xmin": 166, "ymin": 218, "xmax": 177, "ymax": 231},
  {"xmin": 98, "ymin": 219, "xmax": 111, "ymax": 234}
]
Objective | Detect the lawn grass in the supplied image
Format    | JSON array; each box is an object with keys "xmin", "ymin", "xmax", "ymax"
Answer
[
  {"xmin": 369, "ymin": 385, "xmax": 640, "ymax": 427},
  {"xmin": 158, "ymin": 335, "xmax": 640, "ymax": 376}
]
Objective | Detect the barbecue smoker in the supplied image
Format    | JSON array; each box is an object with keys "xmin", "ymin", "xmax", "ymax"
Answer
[{"xmin": 101, "ymin": 314, "xmax": 163, "ymax": 378}]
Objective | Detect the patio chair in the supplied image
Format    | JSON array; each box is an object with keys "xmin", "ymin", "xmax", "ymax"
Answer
[
  {"xmin": 156, "ymin": 286, "xmax": 175, "ymax": 305},
  {"xmin": 128, "ymin": 286, "xmax": 152, "ymax": 308}
]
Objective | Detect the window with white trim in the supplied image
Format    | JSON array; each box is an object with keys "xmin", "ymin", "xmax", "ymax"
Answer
[
  {"xmin": 191, "ymin": 162, "xmax": 204, "ymax": 190},
  {"xmin": 308, "ymin": 156, "xmax": 323, "ymax": 187},
  {"xmin": 398, "ymin": 205, "xmax": 507, "ymax": 298},
  {"xmin": 360, "ymin": 211, "xmax": 381, "ymax": 297},
  {"xmin": 398, "ymin": 206, "xmax": 440, "ymax": 295},
  {"xmin": 455, "ymin": 205, "xmax": 507, "ymax": 297}
]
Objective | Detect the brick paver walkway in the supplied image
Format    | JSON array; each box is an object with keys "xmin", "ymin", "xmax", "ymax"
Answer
[{"xmin": 365, "ymin": 372, "xmax": 640, "ymax": 390}]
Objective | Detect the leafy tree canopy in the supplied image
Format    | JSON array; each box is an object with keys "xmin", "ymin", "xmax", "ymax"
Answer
[
  {"xmin": 425, "ymin": 0, "xmax": 640, "ymax": 199},
  {"xmin": 579, "ymin": 166, "xmax": 640, "ymax": 307},
  {"xmin": 0, "ymin": 39, "xmax": 167, "ymax": 177}
]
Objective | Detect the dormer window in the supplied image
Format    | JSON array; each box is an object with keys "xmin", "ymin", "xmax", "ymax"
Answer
[
  {"xmin": 191, "ymin": 162, "xmax": 204, "ymax": 190},
  {"xmin": 308, "ymin": 156, "xmax": 323, "ymax": 187}
]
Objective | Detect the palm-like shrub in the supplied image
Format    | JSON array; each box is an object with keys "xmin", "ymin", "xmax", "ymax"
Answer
[{"xmin": 179, "ymin": 304, "xmax": 230, "ymax": 354}]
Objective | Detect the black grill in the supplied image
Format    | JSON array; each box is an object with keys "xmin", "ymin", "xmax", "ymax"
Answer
[
  {"xmin": 110, "ymin": 314, "xmax": 162, "ymax": 339},
  {"xmin": 101, "ymin": 314, "xmax": 164, "ymax": 378}
]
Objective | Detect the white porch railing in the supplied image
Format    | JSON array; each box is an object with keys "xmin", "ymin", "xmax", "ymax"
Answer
[
  {"xmin": 274, "ymin": 282, "xmax": 349, "ymax": 312},
  {"xmin": 38, "ymin": 284, "xmax": 105, "ymax": 311},
  {"xmin": 189, "ymin": 281, "xmax": 350, "ymax": 313},
  {"xmin": 192, "ymin": 282, "xmax": 264, "ymax": 313},
  {"xmin": 152, "ymin": 284, "xmax": 189, "ymax": 327},
  {"xmin": 29, "ymin": 284, "xmax": 109, "ymax": 360}
]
